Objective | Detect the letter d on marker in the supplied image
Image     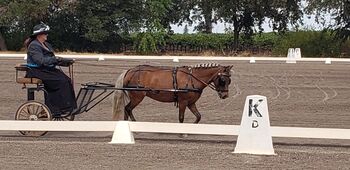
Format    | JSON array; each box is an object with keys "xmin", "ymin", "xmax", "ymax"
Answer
[{"xmin": 252, "ymin": 120, "xmax": 259, "ymax": 128}]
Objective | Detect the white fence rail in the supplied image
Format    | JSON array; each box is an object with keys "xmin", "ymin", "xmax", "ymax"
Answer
[
  {"xmin": 0, "ymin": 120, "xmax": 349, "ymax": 140},
  {"xmin": 1, "ymin": 53, "xmax": 350, "ymax": 62}
]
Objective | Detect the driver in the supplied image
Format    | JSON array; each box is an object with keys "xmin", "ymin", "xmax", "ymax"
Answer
[{"xmin": 24, "ymin": 22, "xmax": 77, "ymax": 117}]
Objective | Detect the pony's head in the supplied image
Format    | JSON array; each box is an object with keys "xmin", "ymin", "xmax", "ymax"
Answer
[{"xmin": 212, "ymin": 65, "xmax": 233, "ymax": 99}]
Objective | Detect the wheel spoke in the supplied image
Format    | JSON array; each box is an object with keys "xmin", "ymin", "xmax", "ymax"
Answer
[
  {"xmin": 21, "ymin": 108, "xmax": 30, "ymax": 116},
  {"xmin": 38, "ymin": 114, "xmax": 49, "ymax": 119},
  {"xmin": 30, "ymin": 104, "xmax": 35, "ymax": 115},
  {"xmin": 16, "ymin": 101, "xmax": 50, "ymax": 136},
  {"xmin": 52, "ymin": 117, "xmax": 62, "ymax": 121},
  {"xmin": 37, "ymin": 108, "xmax": 47, "ymax": 117},
  {"xmin": 63, "ymin": 117, "xmax": 71, "ymax": 121},
  {"xmin": 19, "ymin": 111, "xmax": 30, "ymax": 119},
  {"xmin": 34, "ymin": 104, "xmax": 40, "ymax": 115},
  {"xmin": 26, "ymin": 106, "xmax": 31, "ymax": 115}
]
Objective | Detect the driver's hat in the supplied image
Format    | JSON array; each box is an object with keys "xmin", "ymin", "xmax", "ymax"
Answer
[{"xmin": 30, "ymin": 22, "xmax": 50, "ymax": 38}]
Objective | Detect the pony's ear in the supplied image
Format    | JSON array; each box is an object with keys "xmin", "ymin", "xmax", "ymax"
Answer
[
  {"xmin": 225, "ymin": 65, "xmax": 234, "ymax": 75},
  {"xmin": 225, "ymin": 65, "xmax": 233, "ymax": 71}
]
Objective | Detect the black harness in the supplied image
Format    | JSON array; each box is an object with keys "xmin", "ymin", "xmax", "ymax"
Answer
[
  {"xmin": 125, "ymin": 66, "xmax": 228, "ymax": 107},
  {"xmin": 172, "ymin": 67, "xmax": 179, "ymax": 107}
]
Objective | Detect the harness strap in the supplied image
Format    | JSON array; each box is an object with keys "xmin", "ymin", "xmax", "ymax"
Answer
[
  {"xmin": 126, "ymin": 66, "xmax": 144, "ymax": 88},
  {"xmin": 172, "ymin": 67, "xmax": 179, "ymax": 107},
  {"xmin": 69, "ymin": 64, "xmax": 74, "ymax": 85},
  {"xmin": 185, "ymin": 67, "xmax": 196, "ymax": 89},
  {"xmin": 137, "ymin": 65, "xmax": 141, "ymax": 87}
]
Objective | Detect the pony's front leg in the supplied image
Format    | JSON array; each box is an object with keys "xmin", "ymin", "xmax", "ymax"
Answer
[
  {"xmin": 178, "ymin": 102, "xmax": 188, "ymax": 138},
  {"xmin": 188, "ymin": 103, "xmax": 201, "ymax": 123}
]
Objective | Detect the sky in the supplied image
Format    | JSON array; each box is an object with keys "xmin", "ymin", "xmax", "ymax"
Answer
[
  {"xmin": 171, "ymin": 14, "xmax": 333, "ymax": 33},
  {"xmin": 171, "ymin": 5, "xmax": 334, "ymax": 34}
]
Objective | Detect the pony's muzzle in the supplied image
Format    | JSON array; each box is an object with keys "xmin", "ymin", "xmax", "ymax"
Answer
[{"xmin": 218, "ymin": 92, "xmax": 229, "ymax": 99}]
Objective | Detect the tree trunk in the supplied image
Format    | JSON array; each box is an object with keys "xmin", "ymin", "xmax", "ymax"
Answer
[
  {"xmin": 203, "ymin": 12, "xmax": 212, "ymax": 34},
  {"xmin": 202, "ymin": 1, "xmax": 213, "ymax": 34},
  {"xmin": 233, "ymin": 18, "xmax": 239, "ymax": 50},
  {"xmin": 0, "ymin": 32, "xmax": 7, "ymax": 51}
]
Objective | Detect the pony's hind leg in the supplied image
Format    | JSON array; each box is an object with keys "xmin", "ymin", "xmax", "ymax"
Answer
[
  {"xmin": 125, "ymin": 102, "xmax": 137, "ymax": 121},
  {"xmin": 178, "ymin": 102, "xmax": 187, "ymax": 123},
  {"xmin": 188, "ymin": 103, "xmax": 201, "ymax": 123},
  {"xmin": 124, "ymin": 92, "xmax": 146, "ymax": 121}
]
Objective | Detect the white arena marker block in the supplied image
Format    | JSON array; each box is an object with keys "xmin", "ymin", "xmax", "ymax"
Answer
[
  {"xmin": 295, "ymin": 48, "xmax": 301, "ymax": 59},
  {"xmin": 98, "ymin": 56, "xmax": 105, "ymax": 61},
  {"xmin": 173, "ymin": 57, "xmax": 179, "ymax": 62},
  {"xmin": 249, "ymin": 57, "xmax": 256, "ymax": 63},
  {"xmin": 234, "ymin": 95, "xmax": 275, "ymax": 155},
  {"xmin": 286, "ymin": 48, "xmax": 296, "ymax": 63},
  {"xmin": 24, "ymin": 55, "xmax": 27, "ymax": 60},
  {"xmin": 109, "ymin": 121, "xmax": 135, "ymax": 144},
  {"xmin": 325, "ymin": 58, "xmax": 331, "ymax": 64}
]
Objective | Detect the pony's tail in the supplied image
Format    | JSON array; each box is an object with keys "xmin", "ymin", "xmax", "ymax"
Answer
[{"xmin": 112, "ymin": 70, "xmax": 130, "ymax": 120}]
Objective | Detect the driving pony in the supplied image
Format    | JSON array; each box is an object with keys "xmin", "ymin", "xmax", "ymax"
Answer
[{"xmin": 112, "ymin": 63, "xmax": 233, "ymax": 123}]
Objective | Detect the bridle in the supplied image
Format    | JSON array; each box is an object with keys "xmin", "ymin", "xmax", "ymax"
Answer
[
  {"xmin": 213, "ymin": 72, "xmax": 231, "ymax": 92},
  {"xmin": 184, "ymin": 67, "xmax": 231, "ymax": 92}
]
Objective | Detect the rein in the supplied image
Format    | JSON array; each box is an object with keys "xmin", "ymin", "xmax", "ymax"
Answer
[
  {"xmin": 127, "ymin": 66, "xmax": 230, "ymax": 93},
  {"xmin": 73, "ymin": 62, "xmax": 230, "ymax": 92},
  {"xmin": 179, "ymin": 69, "xmax": 217, "ymax": 91}
]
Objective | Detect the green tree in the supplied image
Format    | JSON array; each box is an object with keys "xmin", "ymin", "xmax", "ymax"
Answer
[
  {"xmin": 191, "ymin": 0, "xmax": 220, "ymax": 33},
  {"xmin": 217, "ymin": 0, "xmax": 302, "ymax": 50},
  {"xmin": 306, "ymin": 0, "xmax": 350, "ymax": 41},
  {"xmin": 0, "ymin": 0, "xmax": 52, "ymax": 50},
  {"xmin": 0, "ymin": 0, "xmax": 143, "ymax": 52},
  {"xmin": 75, "ymin": 0, "xmax": 143, "ymax": 42},
  {"xmin": 135, "ymin": 0, "xmax": 171, "ymax": 54},
  {"xmin": 164, "ymin": 0, "xmax": 195, "ymax": 32}
]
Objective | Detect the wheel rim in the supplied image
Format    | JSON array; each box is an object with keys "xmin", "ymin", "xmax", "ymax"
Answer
[{"xmin": 15, "ymin": 101, "xmax": 52, "ymax": 136}]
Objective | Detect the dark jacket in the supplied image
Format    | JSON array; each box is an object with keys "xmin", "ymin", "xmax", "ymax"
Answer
[{"xmin": 27, "ymin": 39, "xmax": 58, "ymax": 68}]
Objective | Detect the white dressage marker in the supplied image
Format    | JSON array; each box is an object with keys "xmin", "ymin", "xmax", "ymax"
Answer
[
  {"xmin": 295, "ymin": 48, "xmax": 302, "ymax": 59},
  {"xmin": 98, "ymin": 55, "xmax": 105, "ymax": 61},
  {"xmin": 234, "ymin": 95, "xmax": 275, "ymax": 155},
  {"xmin": 325, "ymin": 58, "xmax": 331, "ymax": 64},
  {"xmin": 286, "ymin": 48, "xmax": 296, "ymax": 63},
  {"xmin": 249, "ymin": 57, "xmax": 256, "ymax": 63},
  {"xmin": 109, "ymin": 121, "xmax": 135, "ymax": 144},
  {"xmin": 172, "ymin": 56, "xmax": 179, "ymax": 62}
]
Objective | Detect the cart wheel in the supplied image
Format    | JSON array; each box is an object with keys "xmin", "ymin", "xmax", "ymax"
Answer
[
  {"xmin": 52, "ymin": 114, "xmax": 75, "ymax": 121},
  {"xmin": 15, "ymin": 101, "xmax": 52, "ymax": 137}
]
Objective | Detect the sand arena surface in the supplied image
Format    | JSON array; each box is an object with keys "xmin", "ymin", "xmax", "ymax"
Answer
[{"xmin": 0, "ymin": 58, "xmax": 349, "ymax": 169}]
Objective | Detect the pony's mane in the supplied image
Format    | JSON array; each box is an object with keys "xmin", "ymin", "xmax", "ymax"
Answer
[{"xmin": 191, "ymin": 63, "xmax": 220, "ymax": 69}]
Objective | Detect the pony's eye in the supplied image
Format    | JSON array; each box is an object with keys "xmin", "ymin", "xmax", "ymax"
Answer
[
  {"xmin": 226, "ymin": 78, "xmax": 231, "ymax": 85},
  {"xmin": 219, "ymin": 77, "xmax": 226, "ymax": 85}
]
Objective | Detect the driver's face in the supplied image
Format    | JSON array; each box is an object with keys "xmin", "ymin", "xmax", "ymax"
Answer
[{"xmin": 37, "ymin": 33, "xmax": 48, "ymax": 42}]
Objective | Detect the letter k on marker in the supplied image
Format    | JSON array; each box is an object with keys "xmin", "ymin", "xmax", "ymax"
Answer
[{"xmin": 248, "ymin": 99, "xmax": 263, "ymax": 117}]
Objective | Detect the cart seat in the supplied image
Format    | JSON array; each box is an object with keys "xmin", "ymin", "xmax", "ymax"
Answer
[
  {"xmin": 16, "ymin": 77, "xmax": 42, "ymax": 84},
  {"xmin": 15, "ymin": 64, "xmax": 43, "ymax": 85}
]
